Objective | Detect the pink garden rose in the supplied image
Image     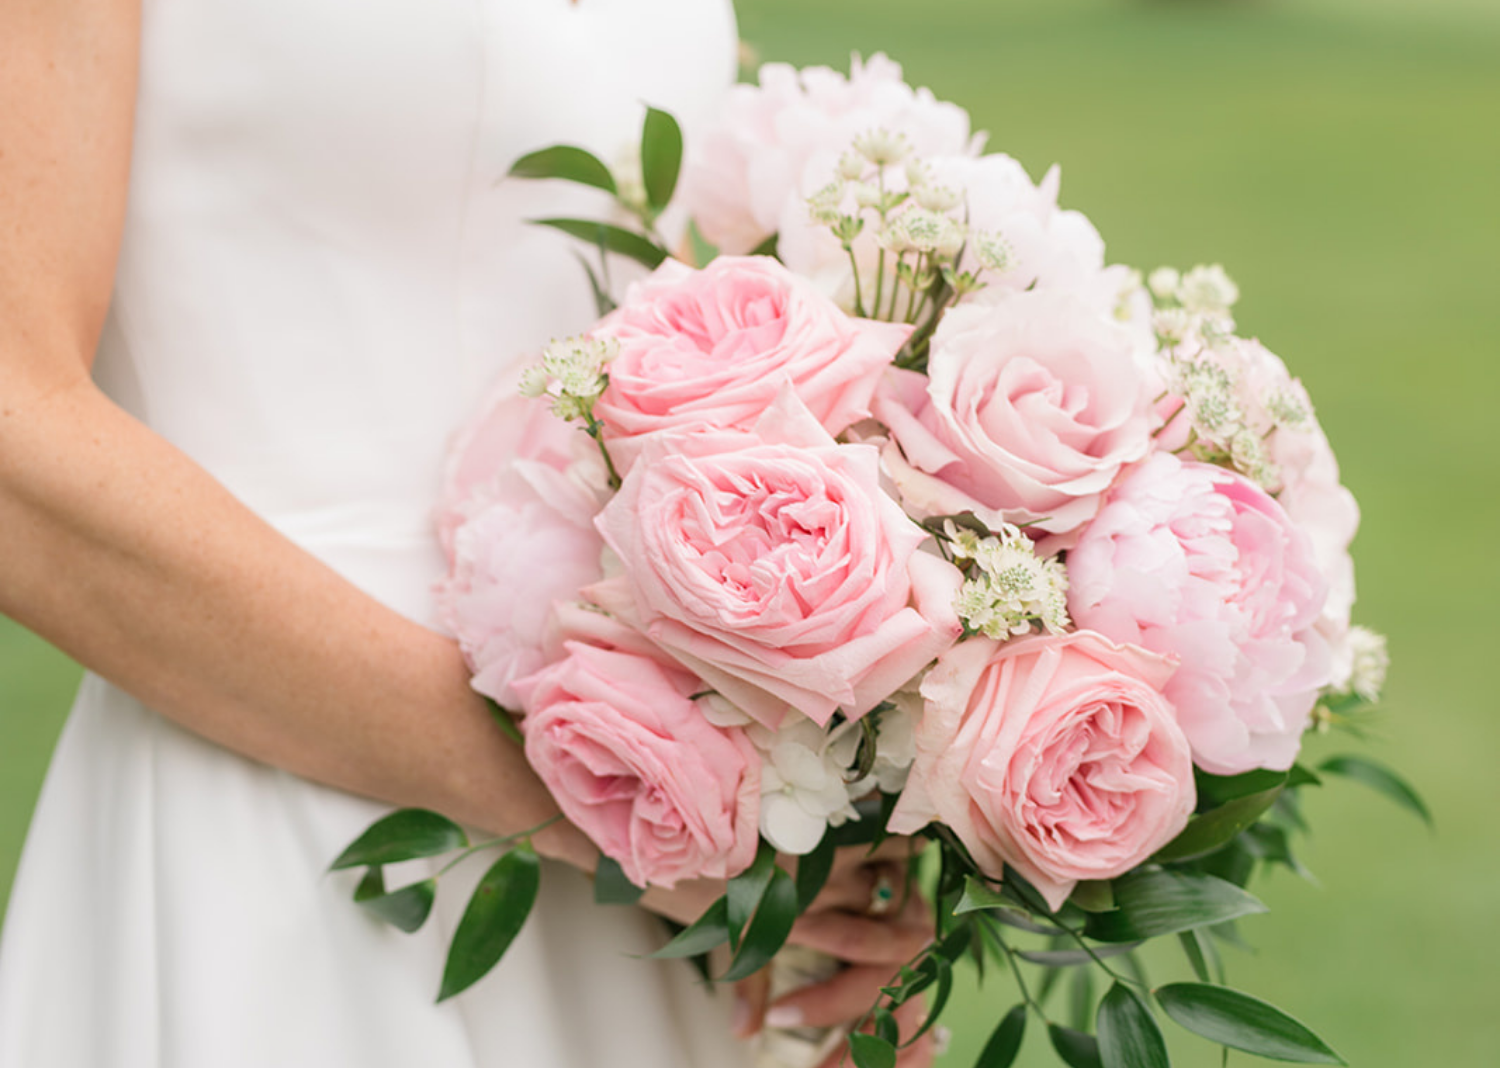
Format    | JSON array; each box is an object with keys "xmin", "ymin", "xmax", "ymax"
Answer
[
  {"xmin": 514, "ymin": 641, "xmax": 760, "ymax": 890},
  {"xmin": 1067, "ymin": 453, "xmax": 1335, "ymax": 774},
  {"xmin": 592, "ymin": 256, "xmax": 911, "ymax": 471},
  {"xmin": 588, "ymin": 391, "xmax": 963, "ymax": 728},
  {"xmin": 678, "ymin": 53, "xmax": 981, "ymax": 256},
  {"xmin": 888, "ymin": 632, "xmax": 1195, "ymax": 911},
  {"xmin": 874, "ymin": 290, "xmax": 1156, "ymax": 535},
  {"xmin": 436, "ymin": 459, "xmax": 605, "ymax": 710}
]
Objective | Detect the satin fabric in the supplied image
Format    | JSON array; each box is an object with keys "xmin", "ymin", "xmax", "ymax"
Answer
[{"xmin": 0, "ymin": 1, "xmax": 747, "ymax": 1064}]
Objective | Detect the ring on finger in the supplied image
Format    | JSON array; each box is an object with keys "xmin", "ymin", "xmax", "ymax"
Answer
[{"xmin": 866, "ymin": 869, "xmax": 897, "ymax": 916}]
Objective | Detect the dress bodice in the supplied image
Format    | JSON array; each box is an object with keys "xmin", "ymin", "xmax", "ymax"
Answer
[{"xmin": 98, "ymin": 0, "xmax": 739, "ymax": 616}]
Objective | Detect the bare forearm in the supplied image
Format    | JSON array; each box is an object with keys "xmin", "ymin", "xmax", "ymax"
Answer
[{"xmin": 0, "ymin": 370, "xmax": 595, "ymax": 867}]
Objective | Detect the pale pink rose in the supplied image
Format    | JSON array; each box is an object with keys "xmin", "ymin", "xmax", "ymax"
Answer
[
  {"xmin": 888, "ymin": 632, "xmax": 1194, "ymax": 911},
  {"xmin": 436, "ymin": 460, "xmax": 605, "ymax": 710},
  {"xmin": 679, "ymin": 53, "xmax": 982, "ymax": 255},
  {"xmin": 514, "ymin": 641, "xmax": 760, "ymax": 889},
  {"xmin": 592, "ymin": 256, "xmax": 911, "ymax": 471},
  {"xmin": 873, "ymin": 291, "xmax": 1156, "ymax": 535},
  {"xmin": 1067, "ymin": 453, "xmax": 1335, "ymax": 774},
  {"xmin": 588, "ymin": 391, "xmax": 963, "ymax": 728}
]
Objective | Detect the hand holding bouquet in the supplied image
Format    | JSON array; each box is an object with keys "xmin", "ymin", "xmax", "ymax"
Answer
[{"xmin": 334, "ymin": 53, "xmax": 1419, "ymax": 1068}]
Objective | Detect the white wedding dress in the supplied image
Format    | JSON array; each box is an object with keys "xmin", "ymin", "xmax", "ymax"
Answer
[{"xmin": 0, "ymin": 1, "xmax": 749, "ymax": 1065}]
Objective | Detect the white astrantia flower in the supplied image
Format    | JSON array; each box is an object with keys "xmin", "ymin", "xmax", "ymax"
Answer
[
  {"xmin": 1154, "ymin": 307, "xmax": 1193, "ymax": 346},
  {"xmin": 912, "ymin": 182, "xmax": 962, "ymax": 214},
  {"xmin": 751, "ymin": 716, "xmax": 862, "ymax": 855},
  {"xmin": 1148, "ymin": 266, "xmax": 1182, "ymax": 300},
  {"xmin": 806, "ymin": 181, "xmax": 846, "ymax": 225},
  {"xmin": 1178, "ymin": 264, "xmax": 1240, "ymax": 315},
  {"xmin": 971, "ymin": 230, "xmax": 1015, "ymax": 275},
  {"xmin": 948, "ymin": 523, "xmax": 1070, "ymax": 638},
  {"xmin": 852, "ymin": 127, "xmax": 911, "ymax": 167},
  {"xmin": 1341, "ymin": 626, "xmax": 1389, "ymax": 704},
  {"xmin": 539, "ymin": 335, "xmax": 616, "ymax": 399},
  {"xmin": 836, "ymin": 150, "xmax": 867, "ymax": 182}
]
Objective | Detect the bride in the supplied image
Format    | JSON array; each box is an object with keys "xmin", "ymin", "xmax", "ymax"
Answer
[{"xmin": 0, "ymin": 1, "xmax": 933, "ymax": 1065}]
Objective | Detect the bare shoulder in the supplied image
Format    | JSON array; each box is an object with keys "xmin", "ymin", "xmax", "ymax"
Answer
[{"xmin": 0, "ymin": 0, "xmax": 142, "ymax": 382}]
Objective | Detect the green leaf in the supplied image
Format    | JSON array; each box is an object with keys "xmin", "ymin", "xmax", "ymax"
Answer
[
  {"xmin": 640, "ymin": 107, "xmax": 683, "ymax": 212},
  {"xmin": 1155, "ymin": 984, "xmax": 1345, "ymax": 1064},
  {"xmin": 1197, "ymin": 838, "xmax": 1256, "ymax": 889},
  {"xmin": 720, "ymin": 867, "xmax": 799, "ymax": 982},
  {"xmin": 1097, "ymin": 984, "xmax": 1170, "ymax": 1068},
  {"xmin": 571, "ymin": 251, "xmax": 618, "ymax": 317},
  {"xmin": 531, "ymin": 218, "xmax": 668, "ymax": 269},
  {"xmin": 1195, "ymin": 768, "xmax": 1287, "ymax": 807},
  {"xmin": 1070, "ymin": 880, "xmax": 1115, "ymax": 913},
  {"xmin": 794, "ymin": 831, "xmax": 836, "ymax": 911},
  {"xmin": 1017, "ymin": 942, "xmax": 1142, "ymax": 968},
  {"xmin": 1286, "ymin": 763, "xmax": 1322, "ymax": 789},
  {"xmin": 727, "ymin": 842, "xmax": 777, "ymax": 950},
  {"xmin": 353, "ymin": 868, "xmax": 436, "ymax": 934},
  {"xmin": 686, "ymin": 219, "xmax": 719, "ymax": 267},
  {"xmin": 651, "ymin": 896, "xmax": 731, "ymax": 960},
  {"xmin": 873, "ymin": 1006, "xmax": 900, "ymax": 1046},
  {"xmin": 508, "ymin": 145, "xmax": 618, "ymax": 194},
  {"xmin": 1084, "ymin": 870, "xmax": 1267, "ymax": 944},
  {"xmin": 1156, "ymin": 786, "xmax": 1284, "ymax": 863},
  {"xmin": 974, "ymin": 1005, "xmax": 1027, "ymax": 1068},
  {"xmin": 749, "ymin": 232, "xmax": 780, "ymax": 258},
  {"xmin": 849, "ymin": 1033, "xmax": 897, "ymax": 1068},
  {"xmin": 593, "ymin": 854, "xmax": 646, "ymax": 906},
  {"xmin": 482, "ymin": 697, "xmax": 525, "ymax": 746},
  {"xmin": 438, "ymin": 844, "xmax": 540, "ymax": 1001},
  {"xmin": 904, "ymin": 955, "xmax": 954, "ymax": 1046},
  {"xmin": 1070, "ymin": 967, "xmax": 1096, "ymax": 1032},
  {"xmin": 1318, "ymin": 754, "xmax": 1432, "ymax": 828},
  {"xmin": 1177, "ymin": 929, "xmax": 1223, "ymax": 985},
  {"xmin": 1050, "ymin": 1024, "xmax": 1104, "ymax": 1068},
  {"xmin": 330, "ymin": 809, "xmax": 468, "ymax": 871},
  {"xmin": 954, "ymin": 875, "xmax": 1010, "ymax": 915}
]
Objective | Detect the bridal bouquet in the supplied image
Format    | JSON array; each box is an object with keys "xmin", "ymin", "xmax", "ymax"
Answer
[{"xmin": 334, "ymin": 54, "xmax": 1422, "ymax": 1068}]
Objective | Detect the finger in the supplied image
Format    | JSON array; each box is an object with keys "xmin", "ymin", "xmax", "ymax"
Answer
[
  {"xmin": 733, "ymin": 969, "xmax": 771, "ymax": 1039},
  {"xmin": 788, "ymin": 910, "xmax": 932, "ymax": 965},
  {"xmin": 809, "ymin": 860, "xmax": 902, "ymax": 914},
  {"xmin": 764, "ymin": 964, "xmax": 893, "ymax": 1031},
  {"xmin": 893, "ymin": 998, "xmax": 936, "ymax": 1068}
]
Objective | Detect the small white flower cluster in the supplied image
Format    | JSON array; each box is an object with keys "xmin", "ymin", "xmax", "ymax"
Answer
[
  {"xmin": 946, "ymin": 520, "xmax": 1070, "ymax": 638},
  {"xmin": 1336, "ymin": 625, "xmax": 1390, "ymax": 704},
  {"xmin": 518, "ymin": 336, "xmax": 618, "ymax": 423},
  {"xmin": 1149, "ymin": 265, "xmax": 1313, "ymax": 490},
  {"xmin": 803, "ymin": 128, "xmax": 1009, "ymax": 321}
]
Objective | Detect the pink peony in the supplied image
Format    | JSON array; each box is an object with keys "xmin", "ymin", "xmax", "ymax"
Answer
[
  {"xmin": 514, "ymin": 641, "xmax": 760, "ymax": 890},
  {"xmin": 436, "ymin": 459, "xmax": 605, "ymax": 710},
  {"xmin": 874, "ymin": 291, "xmax": 1157, "ymax": 535},
  {"xmin": 1067, "ymin": 453, "xmax": 1334, "ymax": 774},
  {"xmin": 591, "ymin": 256, "xmax": 910, "ymax": 472},
  {"xmin": 436, "ymin": 378, "xmax": 593, "ymax": 560},
  {"xmin": 678, "ymin": 53, "xmax": 981, "ymax": 256},
  {"xmin": 888, "ymin": 632, "xmax": 1195, "ymax": 911},
  {"xmin": 588, "ymin": 391, "xmax": 963, "ymax": 728}
]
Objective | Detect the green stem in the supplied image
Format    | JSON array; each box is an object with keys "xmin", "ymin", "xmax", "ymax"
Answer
[
  {"xmin": 436, "ymin": 814, "xmax": 565, "ymax": 879},
  {"xmin": 982, "ymin": 916, "xmax": 1050, "ymax": 1021},
  {"xmin": 846, "ymin": 243, "xmax": 867, "ymax": 318},
  {"xmin": 585, "ymin": 415, "xmax": 622, "ymax": 490}
]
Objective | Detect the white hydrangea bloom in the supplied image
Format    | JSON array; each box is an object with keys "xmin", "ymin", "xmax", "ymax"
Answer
[
  {"xmin": 828, "ymin": 693, "xmax": 921, "ymax": 798},
  {"xmin": 751, "ymin": 716, "xmax": 862, "ymax": 855}
]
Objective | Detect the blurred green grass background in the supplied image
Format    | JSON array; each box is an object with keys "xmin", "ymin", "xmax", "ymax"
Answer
[{"xmin": 3, "ymin": 0, "xmax": 1496, "ymax": 1063}]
